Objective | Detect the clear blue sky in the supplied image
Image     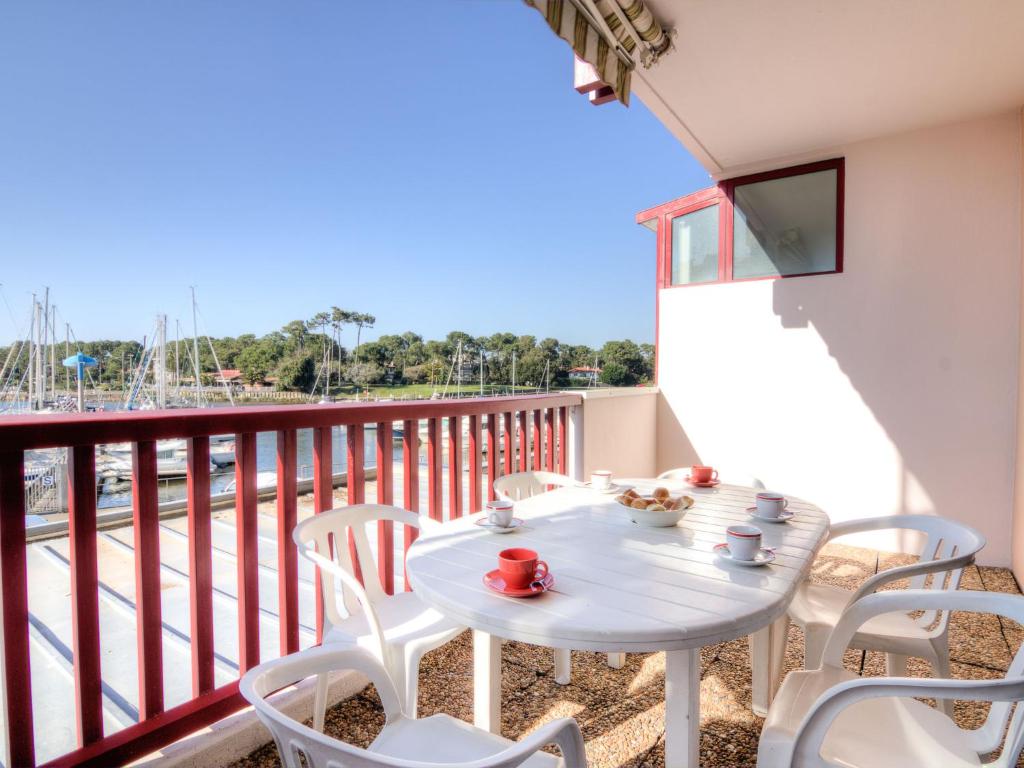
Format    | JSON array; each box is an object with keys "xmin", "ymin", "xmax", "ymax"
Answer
[{"xmin": 0, "ymin": 1, "xmax": 709, "ymax": 349}]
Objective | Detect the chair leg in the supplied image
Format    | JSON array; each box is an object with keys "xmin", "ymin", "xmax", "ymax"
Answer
[
  {"xmin": 313, "ymin": 672, "xmax": 329, "ymax": 732},
  {"xmin": 554, "ymin": 648, "xmax": 571, "ymax": 685},
  {"xmin": 930, "ymin": 635, "xmax": 954, "ymax": 717},
  {"xmin": 803, "ymin": 625, "xmax": 828, "ymax": 670},
  {"xmin": 607, "ymin": 652, "xmax": 625, "ymax": 669},
  {"xmin": 395, "ymin": 651, "xmax": 420, "ymax": 718},
  {"xmin": 886, "ymin": 653, "xmax": 908, "ymax": 676}
]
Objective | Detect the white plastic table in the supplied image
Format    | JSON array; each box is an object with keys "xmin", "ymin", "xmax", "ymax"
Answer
[{"xmin": 405, "ymin": 481, "xmax": 830, "ymax": 767}]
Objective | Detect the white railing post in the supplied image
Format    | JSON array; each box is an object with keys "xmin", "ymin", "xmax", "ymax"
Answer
[{"xmin": 568, "ymin": 403, "xmax": 584, "ymax": 481}]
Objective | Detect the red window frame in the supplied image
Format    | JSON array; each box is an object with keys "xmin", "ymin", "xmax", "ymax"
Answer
[{"xmin": 637, "ymin": 158, "xmax": 845, "ymax": 289}]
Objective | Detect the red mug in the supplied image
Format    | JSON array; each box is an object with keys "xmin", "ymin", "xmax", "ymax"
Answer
[
  {"xmin": 691, "ymin": 465, "xmax": 718, "ymax": 483},
  {"xmin": 498, "ymin": 547, "xmax": 548, "ymax": 589}
]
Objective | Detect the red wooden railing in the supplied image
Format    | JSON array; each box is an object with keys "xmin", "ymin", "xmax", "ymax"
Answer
[{"xmin": 0, "ymin": 393, "xmax": 580, "ymax": 767}]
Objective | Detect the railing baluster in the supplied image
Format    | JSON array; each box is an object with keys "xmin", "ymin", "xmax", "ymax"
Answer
[
  {"xmin": 234, "ymin": 432, "xmax": 260, "ymax": 674},
  {"xmin": 558, "ymin": 406, "xmax": 568, "ymax": 474},
  {"xmin": 486, "ymin": 414, "xmax": 497, "ymax": 501},
  {"xmin": 533, "ymin": 410, "xmax": 543, "ymax": 471},
  {"xmin": 468, "ymin": 414, "xmax": 482, "ymax": 513},
  {"xmin": 448, "ymin": 415, "xmax": 463, "ymax": 519},
  {"xmin": 427, "ymin": 417, "xmax": 442, "ymax": 521},
  {"xmin": 276, "ymin": 429, "xmax": 299, "ymax": 655},
  {"xmin": 312, "ymin": 427, "xmax": 332, "ymax": 643},
  {"xmin": 502, "ymin": 412, "xmax": 514, "ymax": 476},
  {"xmin": 545, "ymin": 408, "xmax": 555, "ymax": 473},
  {"xmin": 346, "ymin": 424, "xmax": 366, "ymax": 505},
  {"xmin": 0, "ymin": 450, "xmax": 35, "ymax": 767},
  {"xmin": 186, "ymin": 437, "xmax": 214, "ymax": 696},
  {"xmin": 518, "ymin": 411, "xmax": 529, "ymax": 472},
  {"xmin": 68, "ymin": 444, "xmax": 102, "ymax": 746},
  {"xmin": 376, "ymin": 422, "xmax": 394, "ymax": 595},
  {"xmin": 402, "ymin": 418, "xmax": 419, "ymax": 591},
  {"xmin": 132, "ymin": 440, "xmax": 163, "ymax": 719},
  {"xmin": 346, "ymin": 424, "xmax": 366, "ymax": 586}
]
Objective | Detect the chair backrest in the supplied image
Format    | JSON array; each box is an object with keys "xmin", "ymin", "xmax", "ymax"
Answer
[
  {"xmin": 293, "ymin": 504, "xmax": 420, "ymax": 623},
  {"xmin": 242, "ymin": 646, "xmax": 586, "ymax": 768},
  {"xmin": 241, "ymin": 646, "xmax": 404, "ymax": 768},
  {"xmin": 816, "ymin": 589, "xmax": 1024, "ymax": 766},
  {"xmin": 853, "ymin": 515, "xmax": 986, "ymax": 632},
  {"xmin": 492, "ymin": 471, "xmax": 577, "ymax": 501},
  {"xmin": 656, "ymin": 466, "xmax": 766, "ymax": 489}
]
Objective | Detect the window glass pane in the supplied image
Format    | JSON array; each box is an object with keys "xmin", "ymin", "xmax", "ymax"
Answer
[
  {"xmin": 732, "ymin": 169, "xmax": 837, "ymax": 279},
  {"xmin": 670, "ymin": 205, "xmax": 719, "ymax": 285}
]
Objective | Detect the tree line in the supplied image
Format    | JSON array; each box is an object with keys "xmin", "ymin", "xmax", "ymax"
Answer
[{"xmin": 0, "ymin": 307, "xmax": 654, "ymax": 393}]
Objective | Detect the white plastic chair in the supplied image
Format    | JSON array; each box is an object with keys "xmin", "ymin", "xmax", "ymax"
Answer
[
  {"xmin": 656, "ymin": 466, "xmax": 766, "ymax": 489},
  {"xmin": 293, "ymin": 504, "xmax": 464, "ymax": 727},
  {"xmin": 787, "ymin": 514, "xmax": 985, "ymax": 715},
  {"xmin": 758, "ymin": 589, "xmax": 1024, "ymax": 768},
  {"xmin": 241, "ymin": 645, "xmax": 587, "ymax": 768},
  {"xmin": 492, "ymin": 471, "xmax": 618, "ymax": 682},
  {"xmin": 493, "ymin": 471, "xmax": 578, "ymax": 501}
]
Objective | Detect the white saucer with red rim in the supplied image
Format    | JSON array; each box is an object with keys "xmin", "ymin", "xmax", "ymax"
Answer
[
  {"xmin": 483, "ymin": 569, "xmax": 554, "ymax": 597},
  {"xmin": 745, "ymin": 507, "xmax": 794, "ymax": 523},
  {"xmin": 714, "ymin": 543, "xmax": 776, "ymax": 566},
  {"xmin": 584, "ymin": 482, "xmax": 633, "ymax": 495},
  {"xmin": 474, "ymin": 517, "xmax": 525, "ymax": 534}
]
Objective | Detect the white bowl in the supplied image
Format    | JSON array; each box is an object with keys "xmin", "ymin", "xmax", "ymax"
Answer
[{"xmin": 629, "ymin": 505, "xmax": 686, "ymax": 528}]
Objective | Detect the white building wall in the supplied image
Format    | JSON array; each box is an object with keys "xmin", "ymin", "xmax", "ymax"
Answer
[{"xmin": 656, "ymin": 111, "xmax": 1022, "ymax": 565}]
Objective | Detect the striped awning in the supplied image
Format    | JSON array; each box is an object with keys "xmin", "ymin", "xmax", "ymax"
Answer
[{"xmin": 525, "ymin": 0, "xmax": 671, "ymax": 106}]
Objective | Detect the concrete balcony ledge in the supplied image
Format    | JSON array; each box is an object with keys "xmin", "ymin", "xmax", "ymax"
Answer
[{"xmin": 573, "ymin": 386, "xmax": 659, "ymax": 479}]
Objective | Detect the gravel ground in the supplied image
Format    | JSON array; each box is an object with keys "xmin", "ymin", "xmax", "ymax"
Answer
[{"xmin": 231, "ymin": 542, "xmax": 1024, "ymax": 768}]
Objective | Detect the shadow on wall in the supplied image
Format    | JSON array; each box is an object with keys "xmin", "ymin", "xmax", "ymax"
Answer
[
  {"xmin": 764, "ymin": 114, "xmax": 1020, "ymax": 558},
  {"xmin": 656, "ymin": 391, "xmax": 700, "ymax": 472}
]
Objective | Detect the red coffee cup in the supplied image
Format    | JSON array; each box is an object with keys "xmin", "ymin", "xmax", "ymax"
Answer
[
  {"xmin": 691, "ymin": 465, "xmax": 718, "ymax": 483},
  {"xmin": 498, "ymin": 547, "xmax": 548, "ymax": 589}
]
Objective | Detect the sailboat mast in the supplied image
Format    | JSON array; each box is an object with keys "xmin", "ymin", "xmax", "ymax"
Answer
[
  {"xmin": 27, "ymin": 295, "xmax": 35, "ymax": 409},
  {"xmin": 35, "ymin": 299, "xmax": 44, "ymax": 408},
  {"xmin": 191, "ymin": 287, "xmax": 201, "ymax": 403},
  {"xmin": 174, "ymin": 320, "xmax": 181, "ymax": 398},
  {"xmin": 65, "ymin": 322, "xmax": 70, "ymax": 391},
  {"xmin": 49, "ymin": 305, "xmax": 56, "ymax": 395},
  {"xmin": 479, "ymin": 349, "xmax": 484, "ymax": 396},
  {"xmin": 41, "ymin": 286, "xmax": 49, "ymax": 405},
  {"xmin": 156, "ymin": 314, "xmax": 167, "ymax": 409}
]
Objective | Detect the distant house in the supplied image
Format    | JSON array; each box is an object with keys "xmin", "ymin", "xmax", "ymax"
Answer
[
  {"xmin": 568, "ymin": 366, "xmax": 601, "ymax": 385},
  {"xmin": 215, "ymin": 369, "xmax": 243, "ymax": 386},
  {"xmin": 216, "ymin": 368, "xmax": 279, "ymax": 391}
]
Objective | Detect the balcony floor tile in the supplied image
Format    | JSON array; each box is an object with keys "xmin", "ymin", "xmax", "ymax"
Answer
[{"xmin": 231, "ymin": 542, "xmax": 1021, "ymax": 768}]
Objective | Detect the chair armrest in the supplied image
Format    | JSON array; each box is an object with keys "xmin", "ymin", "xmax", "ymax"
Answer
[
  {"xmin": 847, "ymin": 551, "xmax": 976, "ymax": 604},
  {"xmin": 297, "ymin": 544, "xmax": 388, "ymax": 661},
  {"xmin": 466, "ymin": 717, "xmax": 586, "ymax": 768},
  {"xmin": 825, "ymin": 515, "xmax": 909, "ymax": 543},
  {"xmin": 790, "ymin": 675, "xmax": 1024, "ymax": 767},
  {"xmin": 821, "ymin": 589, "xmax": 1006, "ymax": 669}
]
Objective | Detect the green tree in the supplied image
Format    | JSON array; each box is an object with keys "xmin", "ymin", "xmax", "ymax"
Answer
[
  {"xmin": 282, "ymin": 320, "xmax": 308, "ymax": 352},
  {"xmin": 599, "ymin": 361, "xmax": 632, "ymax": 386},
  {"xmin": 346, "ymin": 361, "xmax": 384, "ymax": 388},
  {"xmin": 352, "ymin": 312, "xmax": 376, "ymax": 357},
  {"xmin": 274, "ymin": 353, "xmax": 316, "ymax": 391},
  {"xmin": 598, "ymin": 340, "xmax": 652, "ymax": 386},
  {"xmin": 237, "ymin": 344, "xmax": 275, "ymax": 385}
]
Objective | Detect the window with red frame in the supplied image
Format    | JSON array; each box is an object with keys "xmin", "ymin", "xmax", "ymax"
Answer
[{"xmin": 638, "ymin": 158, "xmax": 844, "ymax": 288}]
